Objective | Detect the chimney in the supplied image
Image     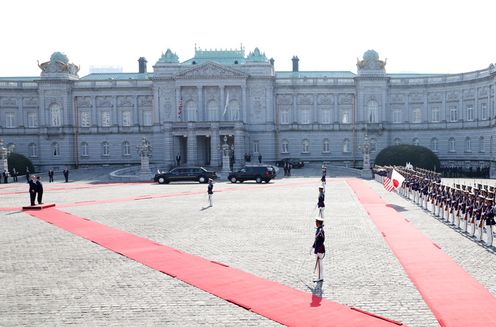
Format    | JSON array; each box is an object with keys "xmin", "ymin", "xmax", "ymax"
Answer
[
  {"xmin": 138, "ymin": 57, "xmax": 147, "ymax": 73},
  {"xmin": 292, "ymin": 56, "xmax": 299, "ymax": 72}
]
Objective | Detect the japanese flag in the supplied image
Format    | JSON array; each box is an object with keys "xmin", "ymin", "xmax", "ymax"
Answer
[{"xmin": 391, "ymin": 169, "xmax": 405, "ymax": 189}]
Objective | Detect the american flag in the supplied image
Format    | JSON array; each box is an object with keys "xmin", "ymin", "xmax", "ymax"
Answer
[
  {"xmin": 383, "ymin": 176, "xmax": 395, "ymax": 192},
  {"xmin": 177, "ymin": 98, "xmax": 183, "ymax": 120}
]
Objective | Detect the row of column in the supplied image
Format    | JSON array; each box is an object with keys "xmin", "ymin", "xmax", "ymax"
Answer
[{"xmin": 175, "ymin": 85, "xmax": 247, "ymax": 122}]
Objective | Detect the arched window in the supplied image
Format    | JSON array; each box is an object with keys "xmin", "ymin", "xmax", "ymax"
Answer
[
  {"xmin": 465, "ymin": 137, "xmax": 472, "ymax": 152},
  {"xmin": 207, "ymin": 100, "xmax": 217, "ymax": 121},
  {"xmin": 302, "ymin": 139, "xmax": 310, "ymax": 153},
  {"xmin": 323, "ymin": 139, "xmax": 330, "ymax": 153},
  {"xmin": 394, "ymin": 138, "xmax": 401, "ymax": 146},
  {"xmin": 81, "ymin": 142, "xmax": 88, "ymax": 157},
  {"xmin": 123, "ymin": 141, "xmax": 131, "ymax": 156},
  {"xmin": 229, "ymin": 99, "xmax": 240, "ymax": 121},
  {"xmin": 449, "ymin": 137, "xmax": 456, "ymax": 152},
  {"xmin": 479, "ymin": 136, "xmax": 485, "ymax": 153},
  {"xmin": 431, "ymin": 138, "xmax": 438, "ymax": 152},
  {"xmin": 102, "ymin": 142, "xmax": 110, "ymax": 156},
  {"xmin": 29, "ymin": 143, "xmax": 37, "ymax": 157},
  {"xmin": 281, "ymin": 139, "xmax": 289, "ymax": 154},
  {"xmin": 343, "ymin": 139, "xmax": 350, "ymax": 153},
  {"xmin": 367, "ymin": 100, "xmax": 378, "ymax": 123},
  {"xmin": 49, "ymin": 103, "xmax": 62, "ymax": 127},
  {"xmin": 52, "ymin": 142, "xmax": 60, "ymax": 157},
  {"xmin": 186, "ymin": 100, "xmax": 197, "ymax": 121},
  {"xmin": 413, "ymin": 138, "xmax": 420, "ymax": 146}
]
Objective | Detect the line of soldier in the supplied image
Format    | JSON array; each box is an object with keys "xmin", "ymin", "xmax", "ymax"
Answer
[{"xmin": 394, "ymin": 166, "xmax": 495, "ymax": 247}]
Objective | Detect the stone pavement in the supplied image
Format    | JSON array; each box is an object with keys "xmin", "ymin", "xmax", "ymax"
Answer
[{"xmin": 1, "ymin": 167, "xmax": 495, "ymax": 326}]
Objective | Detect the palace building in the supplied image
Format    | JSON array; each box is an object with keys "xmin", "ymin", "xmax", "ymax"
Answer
[{"xmin": 0, "ymin": 47, "xmax": 495, "ymax": 175}]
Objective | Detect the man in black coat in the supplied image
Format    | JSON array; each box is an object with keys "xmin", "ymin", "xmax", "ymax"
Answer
[
  {"xmin": 35, "ymin": 176, "xmax": 44, "ymax": 204},
  {"xmin": 28, "ymin": 176, "xmax": 37, "ymax": 206},
  {"xmin": 63, "ymin": 168, "xmax": 69, "ymax": 183}
]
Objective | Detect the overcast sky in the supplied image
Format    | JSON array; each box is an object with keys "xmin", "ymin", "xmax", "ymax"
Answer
[{"xmin": 1, "ymin": 0, "xmax": 495, "ymax": 77}]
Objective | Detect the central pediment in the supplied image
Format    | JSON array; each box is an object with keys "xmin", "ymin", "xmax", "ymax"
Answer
[{"xmin": 175, "ymin": 61, "xmax": 248, "ymax": 79}]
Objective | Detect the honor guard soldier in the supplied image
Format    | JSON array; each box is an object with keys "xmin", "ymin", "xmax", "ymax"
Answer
[
  {"xmin": 312, "ymin": 217, "xmax": 325, "ymax": 283},
  {"xmin": 207, "ymin": 178, "xmax": 214, "ymax": 207},
  {"xmin": 484, "ymin": 195, "xmax": 495, "ymax": 246},
  {"xmin": 317, "ymin": 186, "xmax": 325, "ymax": 219}
]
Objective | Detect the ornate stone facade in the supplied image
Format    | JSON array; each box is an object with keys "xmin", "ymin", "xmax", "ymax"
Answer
[{"xmin": 0, "ymin": 49, "xmax": 495, "ymax": 175}]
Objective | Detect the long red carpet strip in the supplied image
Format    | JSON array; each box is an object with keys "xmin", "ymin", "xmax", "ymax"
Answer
[
  {"xmin": 347, "ymin": 179, "xmax": 496, "ymax": 327},
  {"xmin": 26, "ymin": 207, "xmax": 402, "ymax": 327}
]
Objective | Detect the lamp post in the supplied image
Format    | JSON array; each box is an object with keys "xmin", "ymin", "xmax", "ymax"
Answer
[
  {"xmin": 358, "ymin": 128, "xmax": 372, "ymax": 179},
  {"xmin": 0, "ymin": 139, "xmax": 10, "ymax": 173}
]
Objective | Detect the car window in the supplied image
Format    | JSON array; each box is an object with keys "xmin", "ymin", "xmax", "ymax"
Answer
[{"xmin": 240, "ymin": 169, "xmax": 246, "ymax": 173}]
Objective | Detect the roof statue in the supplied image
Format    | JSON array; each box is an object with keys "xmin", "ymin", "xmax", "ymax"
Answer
[
  {"xmin": 158, "ymin": 49, "xmax": 179, "ymax": 63},
  {"xmin": 38, "ymin": 51, "xmax": 80, "ymax": 78},
  {"xmin": 356, "ymin": 49, "xmax": 386, "ymax": 75},
  {"xmin": 246, "ymin": 48, "xmax": 267, "ymax": 62}
]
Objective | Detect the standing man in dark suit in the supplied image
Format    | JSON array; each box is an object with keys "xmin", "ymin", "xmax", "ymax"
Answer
[
  {"xmin": 25, "ymin": 167, "xmax": 30, "ymax": 183},
  {"xmin": 11, "ymin": 168, "xmax": 18, "ymax": 182},
  {"xmin": 63, "ymin": 168, "xmax": 69, "ymax": 183},
  {"xmin": 48, "ymin": 169, "xmax": 54, "ymax": 182},
  {"xmin": 35, "ymin": 176, "xmax": 44, "ymax": 204},
  {"xmin": 28, "ymin": 176, "xmax": 37, "ymax": 206},
  {"xmin": 258, "ymin": 154, "xmax": 262, "ymax": 164},
  {"xmin": 176, "ymin": 153, "xmax": 181, "ymax": 167}
]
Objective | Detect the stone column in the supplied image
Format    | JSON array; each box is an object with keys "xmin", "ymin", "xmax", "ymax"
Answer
[
  {"xmin": 234, "ymin": 122, "xmax": 245, "ymax": 169},
  {"xmin": 91, "ymin": 96, "xmax": 97, "ymax": 127},
  {"xmin": 175, "ymin": 87, "xmax": 181, "ymax": 122},
  {"xmin": 112, "ymin": 96, "xmax": 117, "ymax": 127},
  {"xmin": 242, "ymin": 86, "xmax": 247, "ymax": 122},
  {"xmin": 220, "ymin": 86, "xmax": 225, "ymax": 121},
  {"xmin": 210, "ymin": 122, "xmax": 220, "ymax": 167},
  {"xmin": 197, "ymin": 86, "xmax": 203, "ymax": 121},
  {"xmin": 187, "ymin": 122, "xmax": 197, "ymax": 165},
  {"xmin": 163, "ymin": 122, "xmax": 173, "ymax": 168},
  {"xmin": 133, "ymin": 95, "xmax": 139, "ymax": 126}
]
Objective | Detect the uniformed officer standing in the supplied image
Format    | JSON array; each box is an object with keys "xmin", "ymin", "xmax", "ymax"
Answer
[
  {"xmin": 312, "ymin": 216, "xmax": 325, "ymax": 283},
  {"xmin": 485, "ymin": 196, "xmax": 495, "ymax": 246},
  {"xmin": 207, "ymin": 178, "xmax": 214, "ymax": 207},
  {"xmin": 317, "ymin": 186, "xmax": 325, "ymax": 219}
]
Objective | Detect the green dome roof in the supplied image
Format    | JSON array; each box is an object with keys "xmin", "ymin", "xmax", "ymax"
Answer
[
  {"xmin": 363, "ymin": 50, "xmax": 379, "ymax": 61},
  {"xmin": 50, "ymin": 52, "xmax": 69, "ymax": 64}
]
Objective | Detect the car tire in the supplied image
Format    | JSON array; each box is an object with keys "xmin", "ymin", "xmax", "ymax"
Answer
[
  {"xmin": 230, "ymin": 177, "xmax": 237, "ymax": 183},
  {"xmin": 199, "ymin": 176, "xmax": 206, "ymax": 183},
  {"xmin": 158, "ymin": 177, "xmax": 166, "ymax": 184},
  {"xmin": 256, "ymin": 177, "xmax": 262, "ymax": 184}
]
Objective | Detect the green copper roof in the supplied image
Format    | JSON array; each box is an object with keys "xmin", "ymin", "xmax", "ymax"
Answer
[
  {"xmin": 158, "ymin": 49, "xmax": 179, "ymax": 63},
  {"xmin": 246, "ymin": 48, "xmax": 267, "ymax": 62},
  {"xmin": 183, "ymin": 46, "xmax": 247, "ymax": 65},
  {"xmin": 80, "ymin": 73, "xmax": 152, "ymax": 80},
  {"xmin": 276, "ymin": 71, "xmax": 355, "ymax": 78}
]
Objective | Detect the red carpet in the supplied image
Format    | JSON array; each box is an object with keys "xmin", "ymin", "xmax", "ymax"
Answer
[
  {"xmin": 347, "ymin": 179, "xmax": 496, "ymax": 327},
  {"xmin": 26, "ymin": 207, "xmax": 403, "ymax": 327}
]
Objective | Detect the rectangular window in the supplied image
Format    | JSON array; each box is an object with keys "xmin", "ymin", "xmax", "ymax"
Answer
[
  {"xmin": 280, "ymin": 110, "xmax": 289, "ymax": 124},
  {"xmin": 480, "ymin": 103, "xmax": 488, "ymax": 120},
  {"xmin": 431, "ymin": 107, "xmax": 440, "ymax": 122},
  {"xmin": 341, "ymin": 110, "xmax": 350, "ymax": 124},
  {"xmin": 466, "ymin": 105, "xmax": 474, "ymax": 121},
  {"xmin": 80, "ymin": 111, "xmax": 90, "ymax": 127},
  {"xmin": 253, "ymin": 141, "xmax": 259, "ymax": 154},
  {"xmin": 143, "ymin": 111, "xmax": 152, "ymax": 126},
  {"xmin": 27, "ymin": 112, "xmax": 38, "ymax": 128},
  {"xmin": 413, "ymin": 108, "xmax": 421, "ymax": 123},
  {"xmin": 321, "ymin": 110, "xmax": 331, "ymax": 124},
  {"xmin": 101, "ymin": 111, "xmax": 111, "ymax": 127},
  {"xmin": 122, "ymin": 111, "xmax": 132, "ymax": 127},
  {"xmin": 6, "ymin": 113, "xmax": 16, "ymax": 128},
  {"xmin": 392, "ymin": 110, "xmax": 401, "ymax": 123},
  {"xmin": 449, "ymin": 105, "xmax": 458, "ymax": 122},
  {"xmin": 300, "ymin": 110, "xmax": 310, "ymax": 124}
]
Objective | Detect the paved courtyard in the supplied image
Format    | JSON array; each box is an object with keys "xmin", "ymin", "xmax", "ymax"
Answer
[{"xmin": 1, "ymin": 166, "xmax": 495, "ymax": 326}]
